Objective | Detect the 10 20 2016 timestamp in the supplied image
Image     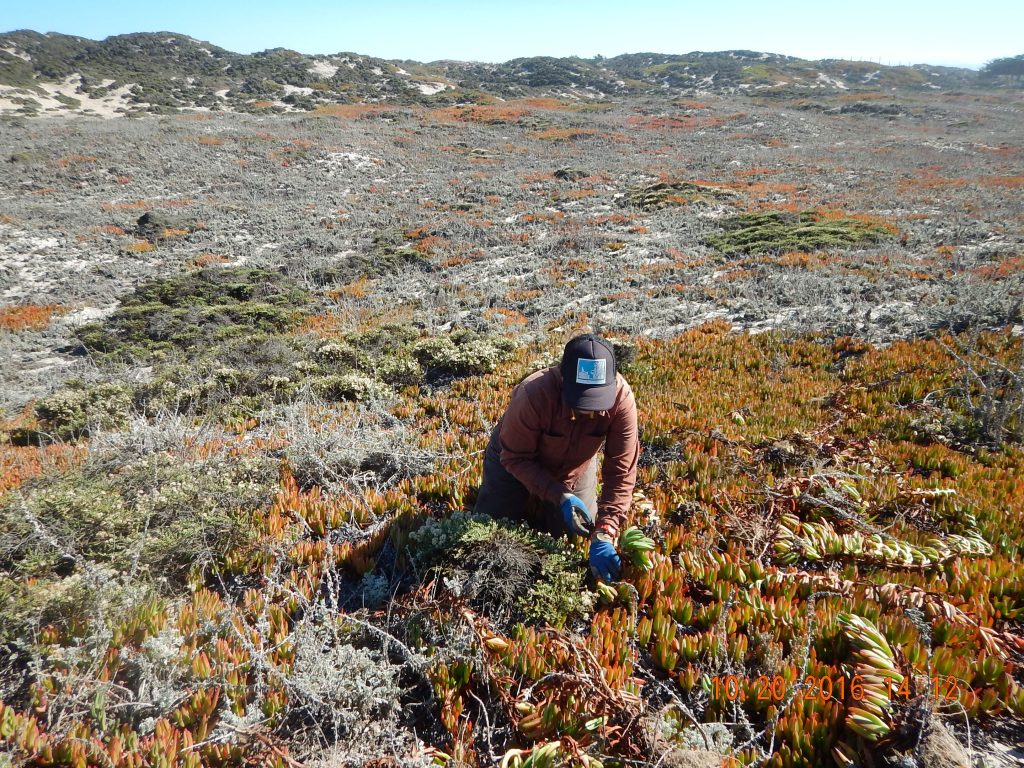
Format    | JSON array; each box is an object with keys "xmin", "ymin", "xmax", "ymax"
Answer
[{"xmin": 710, "ymin": 674, "xmax": 962, "ymax": 702}]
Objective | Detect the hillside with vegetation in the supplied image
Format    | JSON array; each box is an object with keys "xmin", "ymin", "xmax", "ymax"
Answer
[
  {"xmin": 0, "ymin": 31, "xmax": 1008, "ymax": 118},
  {"xmin": 1, "ymin": 32, "xmax": 1023, "ymax": 768}
]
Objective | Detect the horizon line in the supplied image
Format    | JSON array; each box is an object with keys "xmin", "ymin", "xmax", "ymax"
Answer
[{"xmin": 0, "ymin": 28, "xmax": 992, "ymax": 71}]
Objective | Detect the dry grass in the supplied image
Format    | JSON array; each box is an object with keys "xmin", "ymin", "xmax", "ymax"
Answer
[
  {"xmin": 186, "ymin": 253, "xmax": 231, "ymax": 268},
  {"xmin": 531, "ymin": 127, "xmax": 599, "ymax": 141},
  {"xmin": 55, "ymin": 154, "xmax": 97, "ymax": 167},
  {"xmin": 123, "ymin": 240, "xmax": 157, "ymax": 253},
  {"xmin": 431, "ymin": 105, "xmax": 528, "ymax": 124},
  {"xmin": 313, "ymin": 103, "xmax": 396, "ymax": 119}
]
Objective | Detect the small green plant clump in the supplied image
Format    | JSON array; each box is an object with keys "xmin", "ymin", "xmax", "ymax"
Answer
[
  {"xmin": 408, "ymin": 512, "xmax": 594, "ymax": 628},
  {"xmin": 34, "ymin": 265, "xmax": 518, "ymax": 432},
  {"xmin": 304, "ymin": 230, "xmax": 433, "ymax": 283},
  {"xmin": 32, "ymin": 379, "xmax": 135, "ymax": 441},
  {"xmin": 705, "ymin": 210, "xmax": 896, "ymax": 255},
  {"xmin": 1, "ymin": 452, "xmax": 275, "ymax": 576},
  {"xmin": 618, "ymin": 525, "xmax": 656, "ymax": 570},
  {"xmin": 627, "ymin": 180, "xmax": 740, "ymax": 211},
  {"xmin": 73, "ymin": 267, "xmax": 312, "ymax": 360},
  {"xmin": 413, "ymin": 328, "xmax": 518, "ymax": 378}
]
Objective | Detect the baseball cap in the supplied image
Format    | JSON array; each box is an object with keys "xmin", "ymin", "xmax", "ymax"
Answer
[{"xmin": 561, "ymin": 334, "xmax": 617, "ymax": 411}]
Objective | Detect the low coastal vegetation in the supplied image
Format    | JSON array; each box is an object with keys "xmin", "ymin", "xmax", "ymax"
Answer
[
  {"xmin": 2, "ymin": 316, "xmax": 1022, "ymax": 767},
  {"xmin": 0, "ymin": 51, "xmax": 1022, "ymax": 766}
]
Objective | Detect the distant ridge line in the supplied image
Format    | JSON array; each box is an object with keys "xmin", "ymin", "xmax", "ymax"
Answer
[{"xmin": 0, "ymin": 29, "xmax": 1007, "ymax": 118}]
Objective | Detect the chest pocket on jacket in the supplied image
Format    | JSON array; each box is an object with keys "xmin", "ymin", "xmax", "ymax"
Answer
[
  {"xmin": 579, "ymin": 427, "xmax": 608, "ymax": 455},
  {"xmin": 538, "ymin": 431, "xmax": 569, "ymax": 462}
]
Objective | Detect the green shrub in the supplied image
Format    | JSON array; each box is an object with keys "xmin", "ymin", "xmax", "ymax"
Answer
[
  {"xmin": 8, "ymin": 150, "xmax": 43, "ymax": 165},
  {"xmin": 0, "ymin": 453, "xmax": 275, "ymax": 586},
  {"xmin": 311, "ymin": 373, "xmax": 391, "ymax": 402},
  {"xmin": 374, "ymin": 354, "xmax": 423, "ymax": 387},
  {"xmin": 136, "ymin": 362, "xmax": 227, "ymax": 414},
  {"xmin": 705, "ymin": 211, "xmax": 895, "ymax": 255},
  {"xmin": 316, "ymin": 340, "xmax": 371, "ymax": 370},
  {"xmin": 412, "ymin": 330, "xmax": 516, "ymax": 377},
  {"xmin": 627, "ymin": 181, "xmax": 740, "ymax": 211},
  {"xmin": 0, "ymin": 569, "xmax": 149, "ymax": 643},
  {"xmin": 53, "ymin": 93, "xmax": 81, "ymax": 108},
  {"xmin": 74, "ymin": 268, "xmax": 311, "ymax": 361},
  {"xmin": 347, "ymin": 324, "xmax": 421, "ymax": 355},
  {"xmin": 315, "ymin": 326, "xmax": 514, "ymax": 386},
  {"xmin": 33, "ymin": 380, "xmax": 134, "ymax": 440},
  {"xmin": 408, "ymin": 514, "xmax": 594, "ymax": 629}
]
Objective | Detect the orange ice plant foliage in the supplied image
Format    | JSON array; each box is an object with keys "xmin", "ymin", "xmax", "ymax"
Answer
[
  {"xmin": 431, "ymin": 105, "xmax": 528, "ymax": 124},
  {"xmin": 0, "ymin": 443, "xmax": 86, "ymax": 493},
  {"xmin": 0, "ymin": 304, "xmax": 69, "ymax": 331},
  {"xmin": 806, "ymin": 208, "xmax": 901, "ymax": 236},
  {"xmin": 973, "ymin": 256, "xmax": 1024, "ymax": 280}
]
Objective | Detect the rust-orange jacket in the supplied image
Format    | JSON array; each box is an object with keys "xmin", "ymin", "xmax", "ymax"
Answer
[{"xmin": 493, "ymin": 365, "xmax": 639, "ymax": 536}]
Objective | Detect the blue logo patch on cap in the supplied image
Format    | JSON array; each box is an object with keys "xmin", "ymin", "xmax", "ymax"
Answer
[{"xmin": 576, "ymin": 358, "xmax": 607, "ymax": 385}]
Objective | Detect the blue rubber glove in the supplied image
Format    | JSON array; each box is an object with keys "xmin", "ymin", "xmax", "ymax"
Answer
[
  {"xmin": 560, "ymin": 493, "xmax": 595, "ymax": 537},
  {"xmin": 589, "ymin": 531, "xmax": 622, "ymax": 582}
]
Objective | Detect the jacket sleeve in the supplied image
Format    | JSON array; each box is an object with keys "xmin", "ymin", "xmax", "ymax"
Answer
[
  {"xmin": 497, "ymin": 386, "xmax": 567, "ymax": 504},
  {"xmin": 595, "ymin": 381, "xmax": 640, "ymax": 537}
]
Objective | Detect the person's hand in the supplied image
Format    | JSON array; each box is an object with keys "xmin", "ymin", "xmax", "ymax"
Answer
[
  {"xmin": 560, "ymin": 493, "xmax": 594, "ymax": 536},
  {"xmin": 589, "ymin": 531, "xmax": 622, "ymax": 582}
]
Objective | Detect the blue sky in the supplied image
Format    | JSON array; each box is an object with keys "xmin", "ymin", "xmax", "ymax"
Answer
[{"xmin": 3, "ymin": 0, "xmax": 1020, "ymax": 69}]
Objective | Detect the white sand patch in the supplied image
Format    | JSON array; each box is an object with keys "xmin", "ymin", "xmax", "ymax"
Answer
[
  {"xmin": 0, "ymin": 227, "xmax": 115, "ymax": 300},
  {"xmin": 282, "ymin": 84, "xmax": 315, "ymax": 96},
  {"xmin": 0, "ymin": 74, "xmax": 149, "ymax": 118},
  {"xmin": 309, "ymin": 60, "xmax": 339, "ymax": 78},
  {"xmin": 414, "ymin": 82, "xmax": 449, "ymax": 95},
  {"xmin": 1, "ymin": 46, "xmax": 31, "ymax": 62},
  {"xmin": 215, "ymin": 89, "xmax": 230, "ymax": 99},
  {"xmin": 60, "ymin": 305, "xmax": 120, "ymax": 327},
  {"xmin": 371, "ymin": 67, "xmax": 384, "ymax": 76},
  {"xmin": 816, "ymin": 72, "xmax": 848, "ymax": 89},
  {"xmin": 395, "ymin": 67, "xmax": 409, "ymax": 76},
  {"xmin": 862, "ymin": 70, "xmax": 881, "ymax": 83},
  {"xmin": 320, "ymin": 152, "xmax": 381, "ymax": 171}
]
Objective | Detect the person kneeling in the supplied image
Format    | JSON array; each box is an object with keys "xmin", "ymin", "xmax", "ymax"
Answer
[{"xmin": 473, "ymin": 334, "xmax": 639, "ymax": 582}]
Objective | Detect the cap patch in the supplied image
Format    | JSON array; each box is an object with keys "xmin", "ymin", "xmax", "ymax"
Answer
[{"xmin": 576, "ymin": 358, "xmax": 607, "ymax": 385}]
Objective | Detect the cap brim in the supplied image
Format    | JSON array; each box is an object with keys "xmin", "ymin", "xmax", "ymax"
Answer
[{"xmin": 566, "ymin": 384, "xmax": 617, "ymax": 411}]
